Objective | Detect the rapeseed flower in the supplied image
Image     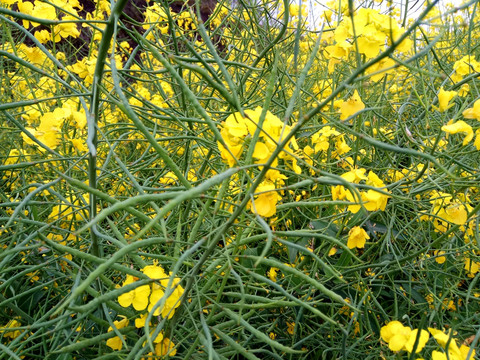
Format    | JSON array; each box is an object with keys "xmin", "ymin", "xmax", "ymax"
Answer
[
  {"xmin": 441, "ymin": 120, "xmax": 473, "ymax": 146},
  {"xmin": 462, "ymin": 98, "xmax": 480, "ymax": 121},
  {"xmin": 118, "ymin": 263, "xmax": 184, "ymax": 319},
  {"xmin": 338, "ymin": 90, "xmax": 365, "ymax": 120},
  {"xmin": 381, "ymin": 321, "xmax": 429, "ymax": 353},
  {"xmin": 1, "ymin": 319, "xmax": 22, "ymax": 339},
  {"xmin": 347, "ymin": 226, "xmax": 369, "ymax": 249},
  {"xmin": 106, "ymin": 317, "xmax": 129, "ymax": 350},
  {"xmin": 429, "ymin": 328, "xmax": 476, "ymax": 360},
  {"xmin": 251, "ymin": 181, "xmax": 281, "ymax": 218},
  {"xmin": 433, "ymin": 87, "xmax": 457, "ymax": 112},
  {"xmin": 118, "ymin": 275, "xmax": 150, "ymax": 311}
]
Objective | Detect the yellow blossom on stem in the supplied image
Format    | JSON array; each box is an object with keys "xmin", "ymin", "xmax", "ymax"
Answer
[
  {"xmin": 347, "ymin": 226, "xmax": 369, "ymax": 249},
  {"xmin": 268, "ymin": 267, "xmax": 280, "ymax": 282},
  {"xmin": 2, "ymin": 319, "xmax": 22, "ymax": 339},
  {"xmin": 434, "ymin": 250, "xmax": 446, "ymax": 264},
  {"xmin": 443, "ymin": 203, "xmax": 468, "ymax": 225},
  {"xmin": 464, "ymin": 257, "xmax": 480, "ymax": 278},
  {"xmin": 155, "ymin": 337, "xmax": 177, "ymax": 356},
  {"xmin": 474, "ymin": 129, "xmax": 480, "ymax": 150},
  {"xmin": 381, "ymin": 321, "xmax": 429, "ymax": 353},
  {"xmin": 433, "ymin": 87, "xmax": 457, "ymax": 112},
  {"xmin": 118, "ymin": 275, "xmax": 150, "ymax": 311},
  {"xmin": 462, "ymin": 98, "xmax": 480, "ymax": 121},
  {"xmin": 441, "ymin": 120, "xmax": 473, "ymax": 146},
  {"xmin": 106, "ymin": 317, "xmax": 129, "ymax": 350},
  {"xmin": 428, "ymin": 328, "xmax": 475, "ymax": 360},
  {"xmin": 251, "ymin": 181, "xmax": 281, "ymax": 218},
  {"xmin": 117, "ymin": 264, "xmax": 184, "ymax": 319},
  {"xmin": 338, "ymin": 90, "xmax": 365, "ymax": 120},
  {"xmin": 286, "ymin": 321, "xmax": 295, "ymax": 335}
]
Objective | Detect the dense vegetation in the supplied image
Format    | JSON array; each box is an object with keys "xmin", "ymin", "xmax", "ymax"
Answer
[{"xmin": 1, "ymin": 0, "xmax": 479, "ymax": 358}]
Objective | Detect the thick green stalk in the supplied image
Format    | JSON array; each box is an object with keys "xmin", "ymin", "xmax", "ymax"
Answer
[{"xmin": 87, "ymin": 0, "xmax": 130, "ymax": 257}]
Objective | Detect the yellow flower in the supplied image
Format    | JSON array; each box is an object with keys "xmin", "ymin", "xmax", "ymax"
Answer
[
  {"xmin": 286, "ymin": 321, "xmax": 295, "ymax": 335},
  {"xmin": 362, "ymin": 189, "xmax": 389, "ymax": 212},
  {"xmin": 404, "ymin": 329, "xmax": 430, "ymax": 353},
  {"xmin": 434, "ymin": 250, "xmax": 446, "ymax": 264},
  {"xmin": 70, "ymin": 138, "xmax": 88, "ymax": 153},
  {"xmin": 443, "ymin": 203, "xmax": 468, "ymax": 225},
  {"xmin": 381, "ymin": 321, "xmax": 412, "ymax": 351},
  {"xmin": 155, "ymin": 337, "xmax": 177, "ymax": 356},
  {"xmin": 106, "ymin": 336, "xmax": 123, "ymax": 350},
  {"xmin": 135, "ymin": 313, "xmax": 149, "ymax": 328},
  {"xmin": 118, "ymin": 266, "xmax": 184, "ymax": 319},
  {"xmin": 143, "ymin": 264, "xmax": 184, "ymax": 319},
  {"xmin": 328, "ymin": 247, "xmax": 337, "ymax": 256},
  {"xmin": 474, "ymin": 129, "xmax": 480, "ymax": 150},
  {"xmin": 453, "ymin": 55, "xmax": 480, "ymax": 82},
  {"xmin": 148, "ymin": 285, "xmax": 166, "ymax": 316},
  {"xmin": 433, "ymin": 87, "xmax": 457, "ymax": 112},
  {"xmin": 54, "ymin": 15, "xmax": 81, "ymax": 40},
  {"xmin": 118, "ymin": 274, "xmax": 150, "ymax": 311},
  {"xmin": 357, "ymin": 31, "xmax": 385, "ymax": 59},
  {"xmin": 17, "ymin": 1, "xmax": 34, "ymax": 28},
  {"xmin": 23, "ymin": 119, "xmax": 61, "ymax": 150},
  {"xmin": 365, "ymin": 57, "xmax": 396, "ymax": 81},
  {"xmin": 268, "ymin": 267, "xmax": 280, "ymax": 282},
  {"xmin": 441, "ymin": 120, "xmax": 473, "ymax": 146},
  {"xmin": 381, "ymin": 321, "xmax": 429, "ymax": 353},
  {"xmin": 251, "ymin": 181, "xmax": 281, "ymax": 218},
  {"xmin": 464, "ymin": 257, "xmax": 480, "ymax": 278},
  {"xmin": 347, "ymin": 226, "xmax": 370, "ymax": 249},
  {"xmin": 338, "ymin": 90, "xmax": 365, "ymax": 120},
  {"xmin": 106, "ymin": 317, "xmax": 129, "ymax": 350},
  {"xmin": 252, "ymin": 141, "xmax": 271, "ymax": 163},
  {"xmin": 34, "ymin": 29, "xmax": 51, "ymax": 44},
  {"xmin": 31, "ymin": 2, "xmax": 56, "ymax": 23},
  {"xmin": 462, "ymin": 98, "xmax": 480, "ymax": 121},
  {"xmin": 458, "ymin": 83, "xmax": 470, "ymax": 97},
  {"xmin": 428, "ymin": 328, "xmax": 473, "ymax": 360},
  {"xmin": 142, "ymin": 264, "xmax": 168, "ymax": 280},
  {"xmin": 2, "ymin": 319, "xmax": 22, "ymax": 339},
  {"xmin": 223, "ymin": 112, "xmax": 249, "ymax": 138}
]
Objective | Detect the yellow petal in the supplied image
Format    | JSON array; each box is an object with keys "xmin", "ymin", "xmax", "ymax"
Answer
[
  {"xmin": 405, "ymin": 329, "xmax": 429, "ymax": 353},
  {"xmin": 444, "ymin": 204, "xmax": 467, "ymax": 225},
  {"xmin": 441, "ymin": 120, "xmax": 473, "ymax": 146},
  {"xmin": 132, "ymin": 285, "xmax": 151, "ymax": 311},
  {"xmin": 432, "ymin": 351, "xmax": 447, "ymax": 360},
  {"xmin": 118, "ymin": 291, "xmax": 134, "ymax": 308},
  {"xmin": 142, "ymin": 264, "xmax": 167, "ymax": 280},
  {"xmin": 380, "ymin": 321, "xmax": 404, "ymax": 342},
  {"xmin": 389, "ymin": 334, "xmax": 408, "ymax": 352},
  {"xmin": 148, "ymin": 288, "xmax": 165, "ymax": 316},
  {"xmin": 340, "ymin": 90, "xmax": 365, "ymax": 120},
  {"xmin": 106, "ymin": 336, "xmax": 123, "ymax": 350},
  {"xmin": 252, "ymin": 141, "xmax": 270, "ymax": 161}
]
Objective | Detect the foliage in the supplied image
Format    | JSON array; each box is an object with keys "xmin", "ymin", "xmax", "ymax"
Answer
[{"xmin": 1, "ymin": 0, "xmax": 480, "ymax": 358}]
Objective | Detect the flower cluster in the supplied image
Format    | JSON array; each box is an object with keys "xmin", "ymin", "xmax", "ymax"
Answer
[
  {"xmin": 118, "ymin": 263, "xmax": 184, "ymax": 320},
  {"xmin": 381, "ymin": 322, "xmax": 476, "ymax": 360},
  {"xmin": 105, "ymin": 316, "xmax": 177, "ymax": 357},
  {"xmin": 303, "ymin": 126, "xmax": 351, "ymax": 169},
  {"xmin": 324, "ymin": 8, "xmax": 411, "ymax": 73},
  {"xmin": 331, "ymin": 167, "xmax": 390, "ymax": 213},
  {"xmin": 380, "ymin": 321, "xmax": 429, "ymax": 353},
  {"xmin": 218, "ymin": 107, "xmax": 300, "ymax": 217},
  {"xmin": 12, "ymin": 0, "xmax": 82, "ymax": 43}
]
